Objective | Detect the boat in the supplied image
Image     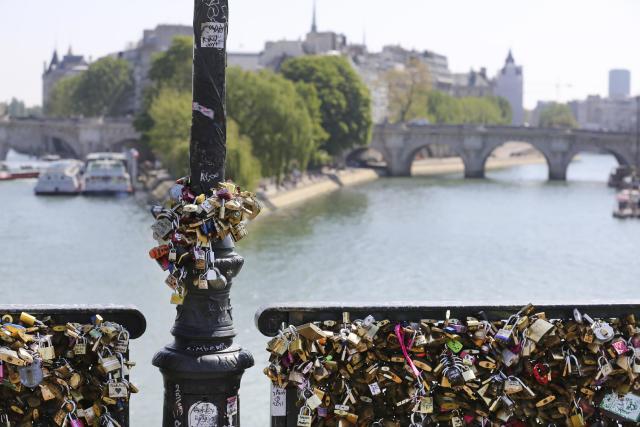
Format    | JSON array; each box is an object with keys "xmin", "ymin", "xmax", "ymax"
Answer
[
  {"xmin": 608, "ymin": 166, "xmax": 636, "ymax": 189},
  {"xmin": 10, "ymin": 164, "xmax": 41, "ymax": 179},
  {"xmin": 0, "ymin": 163, "xmax": 11, "ymax": 181},
  {"xmin": 82, "ymin": 156, "xmax": 133, "ymax": 195},
  {"xmin": 34, "ymin": 160, "xmax": 84, "ymax": 195},
  {"xmin": 613, "ymin": 189, "xmax": 640, "ymax": 219}
]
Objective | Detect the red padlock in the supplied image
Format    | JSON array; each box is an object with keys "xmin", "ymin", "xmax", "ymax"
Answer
[{"xmin": 533, "ymin": 362, "xmax": 551, "ymax": 385}]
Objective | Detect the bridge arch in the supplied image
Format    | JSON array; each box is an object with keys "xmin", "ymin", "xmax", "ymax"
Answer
[
  {"xmin": 475, "ymin": 140, "xmax": 552, "ymax": 180},
  {"xmin": 563, "ymin": 145, "xmax": 633, "ymax": 181},
  {"xmin": 400, "ymin": 140, "xmax": 471, "ymax": 178}
]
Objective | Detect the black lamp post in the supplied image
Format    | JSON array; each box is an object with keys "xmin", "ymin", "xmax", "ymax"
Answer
[{"xmin": 153, "ymin": 2, "xmax": 254, "ymax": 426}]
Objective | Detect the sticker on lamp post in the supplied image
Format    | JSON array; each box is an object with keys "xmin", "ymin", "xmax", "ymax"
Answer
[
  {"xmin": 201, "ymin": 22, "xmax": 226, "ymax": 49},
  {"xmin": 188, "ymin": 401, "xmax": 218, "ymax": 427}
]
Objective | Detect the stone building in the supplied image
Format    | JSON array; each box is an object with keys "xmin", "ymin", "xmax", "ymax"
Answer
[
  {"xmin": 494, "ymin": 50, "xmax": 524, "ymax": 125},
  {"xmin": 452, "ymin": 68, "xmax": 493, "ymax": 98},
  {"xmin": 109, "ymin": 24, "xmax": 193, "ymax": 113},
  {"xmin": 42, "ymin": 47, "xmax": 89, "ymax": 113},
  {"xmin": 568, "ymin": 95, "xmax": 638, "ymax": 132},
  {"xmin": 42, "ymin": 25, "xmax": 192, "ymax": 115}
]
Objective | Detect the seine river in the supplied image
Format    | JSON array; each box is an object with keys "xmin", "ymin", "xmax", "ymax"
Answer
[{"xmin": 1, "ymin": 153, "xmax": 639, "ymax": 425}]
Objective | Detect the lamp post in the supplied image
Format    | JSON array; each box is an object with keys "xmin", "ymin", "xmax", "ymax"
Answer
[{"xmin": 153, "ymin": 2, "xmax": 254, "ymax": 426}]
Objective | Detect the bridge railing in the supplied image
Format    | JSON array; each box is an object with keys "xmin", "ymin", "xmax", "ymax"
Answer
[{"xmin": 255, "ymin": 301, "xmax": 640, "ymax": 427}]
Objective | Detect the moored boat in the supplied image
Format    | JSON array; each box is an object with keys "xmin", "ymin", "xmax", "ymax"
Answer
[
  {"xmin": 34, "ymin": 160, "xmax": 84, "ymax": 195},
  {"xmin": 82, "ymin": 155, "xmax": 132, "ymax": 195},
  {"xmin": 0, "ymin": 163, "xmax": 11, "ymax": 181},
  {"xmin": 613, "ymin": 189, "xmax": 640, "ymax": 219}
]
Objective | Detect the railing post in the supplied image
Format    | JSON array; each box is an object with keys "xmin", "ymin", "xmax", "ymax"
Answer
[{"xmin": 153, "ymin": 1, "xmax": 254, "ymax": 426}]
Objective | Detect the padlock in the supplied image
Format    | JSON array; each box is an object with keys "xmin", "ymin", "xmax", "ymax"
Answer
[
  {"xmin": 495, "ymin": 315, "xmax": 519, "ymax": 343},
  {"xmin": 207, "ymin": 267, "xmax": 227, "ymax": 290},
  {"xmin": 195, "ymin": 273, "xmax": 209, "ymax": 290},
  {"xmin": 18, "ymin": 358, "xmax": 43, "ymax": 388},
  {"xmin": 73, "ymin": 336, "xmax": 88, "ymax": 355},
  {"xmin": 37, "ymin": 335, "xmax": 55, "ymax": 360},
  {"xmin": 98, "ymin": 350, "xmax": 122, "ymax": 374},
  {"xmin": 583, "ymin": 314, "xmax": 615, "ymax": 343},
  {"xmin": 170, "ymin": 286, "xmax": 186, "ymax": 305},
  {"xmin": 113, "ymin": 329, "xmax": 129, "ymax": 354},
  {"xmin": 193, "ymin": 246, "xmax": 207, "ymax": 270},
  {"xmin": 297, "ymin": 405, "xmax": 313, "ymax": 427}
]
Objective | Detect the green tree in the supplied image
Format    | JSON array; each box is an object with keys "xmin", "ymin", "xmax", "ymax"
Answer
[
  {"xmin": 538, "ymin": 103, "xmax": 577, "ymax": 129},
  {"xmin": 74, "ymin": 57, "xmax": 133, "ymax": 116},
  {"xmin": 384, "ymin": 58, "xmax": 431, "ymax": 123},
  {"xmin": 46, "ymin": 57, "xmax": 132, "ymax": 117},
  {"xmin": 425, "ymin": 91, "xmax": 511, "ymax": 125},
  {"xmin": 226, "ymin": 120, "xmax": 262, "ymax": 190},
  {"xmin": 280, "ymin": 56, "xmax": 372, "ymax": 155},
  {"xmin": 148, "ymin": 35, "xmax": 193, "ymax": 93},
  {"xmin": 147, "ymin": 87, "xmax": 261, "ymax": 189},
  {"xmin": 227, "ymin": 67, "xmax": 322, "ymax": 183},
  {"xmin": 135, "ymin": 36, "xmax": 193, "ymax": 144},
  {"xmin": 47, "ymin": 77, "xmax": 82, "ymax": 117}
]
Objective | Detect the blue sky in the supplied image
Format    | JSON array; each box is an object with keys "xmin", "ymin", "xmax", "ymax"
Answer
[{"xmin": 1, "ymin": 0, "xmax": 638, "ymax": 108}]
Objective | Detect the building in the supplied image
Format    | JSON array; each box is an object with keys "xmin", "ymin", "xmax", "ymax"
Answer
[
  {"xmin": 110, "ymin": 24, "xmax": 193, "ymax": 112},
  {"xmin": 42, "ymin": 25, "xmax": 192, "ymax": 115},
  {"xmin": 494, "ymin": 50, "xmax": 524, "ymax": 125},
  {"xmin": 609, "ymin": 69, "xmax": 631, "ymax": 99},
  {"xmin": 42, "ymin": 47, "xmax": 89, "ymax": 112},
  {"xmin": 452, "ymin": 68, "xmax": 493, "ymax": 98},
  {"xmin": 568, "ymin": 95, "xmax": 638, "ymax": 132}
]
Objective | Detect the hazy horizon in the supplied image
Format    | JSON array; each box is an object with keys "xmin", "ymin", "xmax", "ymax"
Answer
[{"xmin": 1, "ymin": 0, "xmax": 638, "ymax": 109}]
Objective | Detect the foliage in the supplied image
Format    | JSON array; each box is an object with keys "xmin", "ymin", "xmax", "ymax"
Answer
[
  {"xmin": 426, "ymin": 91, "xmax": 512, "ymax": 125},
  {"xmin": 5, "ymin": 98, "xmax": 41, "ymax": 118},
  {"xmin": 227, "ymin": 67, "xmax": 326, "ymax": 184},
  {"xmin": 226, "ymin": 120, "xmax": 262, "ymax": 190},
  {"xmin": 280, "ymin": 56, "xmax": 372, "ymax": 155},
  {"xmin": 146, "ymin": 87, "xmax": 261, "ymax": 189},
  {"xmin": 47, "ymin": 77, "xmax": 82, "ymax": 117},
  {"xmin": 384, "ymin": 58, "xmax": 432, "ymax": 123},
  {"xmin": 538, "ymin": 103, "xmax": 578, "ymax": 129},
  {"xmin": 47, "ymin": 57, "xmax": 133, "ymax": 117},
  {"xmin": 148, "ymin": 36, "xmax": 193, "ymax": 93}
]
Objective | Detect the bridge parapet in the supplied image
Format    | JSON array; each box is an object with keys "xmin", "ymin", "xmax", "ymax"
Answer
[
  {"xmin": 0, "ymin": 117, "xmax": 139, "ymax": 160},
  {"xmin": 367, "ymin": 123, "xmax": 638, "ymax": 180}
]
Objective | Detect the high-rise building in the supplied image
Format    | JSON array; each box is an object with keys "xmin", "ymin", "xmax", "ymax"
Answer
[
  {"xmin": 609, "ymin": 69, "xmax": 631, "ymax": 99},
  {"xmin": 494, "ymin": 50, "xmax": 524, "ymax": 125}
]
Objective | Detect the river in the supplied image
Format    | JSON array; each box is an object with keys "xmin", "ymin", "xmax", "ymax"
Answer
[{"xmin": 1, "ymin": 153, "xmax": 638, "ymax": 426}]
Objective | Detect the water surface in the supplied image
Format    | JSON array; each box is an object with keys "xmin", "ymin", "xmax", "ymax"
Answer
[{"xmin": 1, "ymin": 154, "xmax": 637, "ymax": 426}]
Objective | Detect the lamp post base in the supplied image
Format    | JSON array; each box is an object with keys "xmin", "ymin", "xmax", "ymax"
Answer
[{"xmin": 153, "ymin": 344, "xmax": 254, "ymax": 427}]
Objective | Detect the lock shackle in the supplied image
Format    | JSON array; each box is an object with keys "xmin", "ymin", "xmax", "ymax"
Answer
[{"xmin": 410, "ymin": 411, "xmax": 426, "ymax": 425}]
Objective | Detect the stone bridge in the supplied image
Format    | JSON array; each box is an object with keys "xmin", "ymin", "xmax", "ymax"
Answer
[
  {"xmin": 365, "ymin": 124, "xmax": 639, "ymax": 180},
  {"xmin": 0, "ymin": 117, "xmax": 140, "ymax": 160}
]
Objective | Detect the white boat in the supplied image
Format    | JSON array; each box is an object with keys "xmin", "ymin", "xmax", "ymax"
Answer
[
  {"xmin": 34, "ymin": 160, "xmax": 83, "ymax": 195},
  {"xmin": 82, "ymin": 157, "xmax": 132, "ymax": 195}
]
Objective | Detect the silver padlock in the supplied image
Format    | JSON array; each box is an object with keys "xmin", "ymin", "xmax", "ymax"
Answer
[
  {"xmin": 18, "ymin": 358, "xmax": 43, "ymax": 388},
  {"xmin": 584, "ymin": 313, "xmax": 615, "ymax": 343}
]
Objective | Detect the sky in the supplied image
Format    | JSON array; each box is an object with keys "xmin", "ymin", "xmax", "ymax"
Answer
[{"xmin": 0, "ymin": 0, "xmax": 638, "ymax": 109}]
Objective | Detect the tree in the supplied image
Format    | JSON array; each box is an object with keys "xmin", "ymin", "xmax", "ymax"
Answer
[
  {"xmin": 47, "ymin": 77, "xmax": 82, "ymax": 117},
  {"xmin": 227, "ymin": 67, "xmax": 323, "ymax": 183},
  {"xmin": 147, "ymin": 87, "xmax": 261, "ymax": 189},
  {"xmin": 280, "ymin": 56, "xmax": 372, "ymax": 155},
  {"xmin": 538, "ymin": 103, "xmax": 577, "ymax": 129},
  {"xmin": 226, "ymin": 120, "xmax": 262, "ymax": 190},
  {"xmin": 384, "ymin": 58, "xmax": 432, "ymax": 123},
  {"xmin": 425, "ymin": 91, "xmax": 512, "ymax": 125},
  {"xmin": 148, "ymin": 35, "xmax": 193, "ymax": 93},
  {"xmin": 73, "ymin": 57, "xmax": 133, "ymax": 116},
  {"xmin": 46, "ymin": 57, "xmax": 132, "ymax": 117}
]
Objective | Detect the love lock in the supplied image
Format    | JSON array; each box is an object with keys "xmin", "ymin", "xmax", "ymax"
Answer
[{"xmin": 18, "ymin": 358, "xmax": 43, "ymax": 388}]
